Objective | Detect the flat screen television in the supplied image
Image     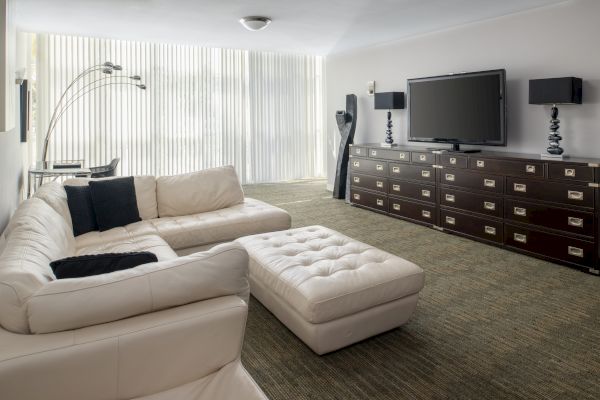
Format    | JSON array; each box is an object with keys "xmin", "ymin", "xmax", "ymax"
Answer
[{"xmin": 407, "ymin": 69, "xmax": 506, "ymax": 152}]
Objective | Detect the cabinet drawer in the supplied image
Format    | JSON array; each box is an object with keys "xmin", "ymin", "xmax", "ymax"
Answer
[
  {"xmin": 350, "ymin": 145, "xmax": 367, "ymax": 157},
  {"xmin": 439, "ymin": 168, "xmax": 504, "ymax": 193},
  {"xmin": 389, "ymin": 163, "xmax": 435, "ymax": 183},
  {"xmin": 441, "ymin": 210, "xmax": 503, "ymax": 243},
  {"xmin": 368, "ymin": 148, "xmax": 409, "ymax": 162},
  {"xmin": 548, "ymin": 163, "xmax": 595, "ymax": 183},
  {"xmin": 505, "ymin": 224, "xmax": 595, "ymax": 267},
  {"xmin": 350, "ymin": 188, "xmax": 388, "ymax": 212},
  {"xmin": 439, "ymin": 154, "xmax": 468, "ymax": 169},
  {"xmin": 504, "ymin": 199, "xmax": 594, "ymax": 237},
  {"xmin": 350, "ymin": 158, "xmax": 388, "ymax": 177},
  {"xmin": 388, "ymin": 179, "xmax": 436, "ymax": 204},
  {"xmin": 411, "ymin": 151, "xmax": 435, "ymax": 164},
  {"xmin": 440, "ymin": 188, "xmax": 503, "ymax": 218},
  {"xmin": 506, "ymin": 177, "xmax": 594, "ymax": 208},
  {"xmin": 389, "ymin": 197, "xmax": 436, "ymax": 225},
  {"xmin": 351, "ymin": 174, "xmax": 388, "ymax": 193},
  {"xmin": 470, "ymin": 158, "xmax": 544, "ymax": 178}
]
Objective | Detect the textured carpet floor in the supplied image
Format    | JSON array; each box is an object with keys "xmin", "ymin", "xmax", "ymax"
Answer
[{"xmin": 240, "ymin": 180, "xmax": 600, "ymax": 400}]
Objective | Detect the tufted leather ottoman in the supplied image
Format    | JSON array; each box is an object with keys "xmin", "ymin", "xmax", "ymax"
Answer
[{"xmin": 236, "ymin": 225, "xmax": 425, "ymax": 354}]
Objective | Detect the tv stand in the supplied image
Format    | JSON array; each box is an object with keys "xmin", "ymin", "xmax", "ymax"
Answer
[
  {"xmin": 348, "ymin": 143, "xmax": 600, "ymax": 276},
  {"xmin": 449, "ymin": 143, "xmax": 481, "ymax": 153}
]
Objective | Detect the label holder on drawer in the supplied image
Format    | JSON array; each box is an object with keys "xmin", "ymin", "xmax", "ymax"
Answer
[
  {"xmin": 483, "ymin": 201, "xmax": 496, "ymax": 210},
  {"xmin": 568, "ymin": 217, "xmax": 584, "ymax": 227},
  {"xmin": 568, "ymin": 246, "xmax": 584, "ymax": 258}
]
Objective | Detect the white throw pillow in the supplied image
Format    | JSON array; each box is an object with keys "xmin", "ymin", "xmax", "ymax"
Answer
[{"xmin": 156, "ymin": 166, "xmax": 245, "ymax": 218}]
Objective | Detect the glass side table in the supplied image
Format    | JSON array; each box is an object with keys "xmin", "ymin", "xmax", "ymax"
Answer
[{"xmin": 28, "ymin": 160, "xmax": 92, "ymax": 198}]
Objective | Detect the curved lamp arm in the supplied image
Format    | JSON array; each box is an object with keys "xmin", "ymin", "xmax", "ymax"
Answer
[
  {"xmin": 46, "ymin": 75, "xmax": 142, "ymax": 136},
  {"xmin": 40, "ymin": 62, "xmax": 144, "ymax": 163},
  {"xmin": 41, "ymin": 81, "xmax": 146, "ymax": 163}
]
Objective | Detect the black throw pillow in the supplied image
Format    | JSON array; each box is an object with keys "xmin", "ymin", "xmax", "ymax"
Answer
[
  {"xmin": 64, "ymin": 185, "xmax": 98, "ymax": 236},
  {"xmin": 89, "ymin": 177, "xmax": 141, "ymax": 231},
  {"xmin": 50, "ymin": 251, "xmax": 158, "ymax": 279}
]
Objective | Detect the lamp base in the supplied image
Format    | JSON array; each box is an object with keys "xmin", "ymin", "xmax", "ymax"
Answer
[
  {"xmin": 380, "ymin": 142, "xmax": 398, "ymax": 147},
  {"xmin": 541, "ymin": 153, "xmax": 564, "ymax": 159}
]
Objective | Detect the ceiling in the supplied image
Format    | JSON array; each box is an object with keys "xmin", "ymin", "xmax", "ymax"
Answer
[{"xmin": 15, "ymin": 0, "xmax": 567, "ymax": 55}]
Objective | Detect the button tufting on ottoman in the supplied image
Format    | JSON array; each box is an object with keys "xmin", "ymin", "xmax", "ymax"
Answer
[{"xmin": 236, "ymin": 225, "xmax": 425, "ymax": 354}]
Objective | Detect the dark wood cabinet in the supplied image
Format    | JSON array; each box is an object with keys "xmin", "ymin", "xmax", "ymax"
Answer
[{"xmin": 348, "ymin": 144, "xmax": 600, "ymax": 275}]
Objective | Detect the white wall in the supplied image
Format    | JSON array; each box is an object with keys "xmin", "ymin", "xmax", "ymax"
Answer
[
  {"xmin": 0, "ymin": 0, "xmax": 21, "ymax": 233},
  {"xmin": 326, "ymin": 0, "xmax": 600, "ymax": 187}
]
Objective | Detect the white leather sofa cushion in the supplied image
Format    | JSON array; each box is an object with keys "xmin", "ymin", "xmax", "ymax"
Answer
[
  {"xmin": 151, "ymin": 198, "xmax": 291, "ymax": 250},
  {"xmin": 27, "ymin": 243, "xmax": 250, "ymax": 333},
  {"xmin": 74, "ymin": 198, "xmax": 291, "ymax": 251},
  {"xmin": 156, "ymin": 166, "xmax": 244, "ymax": 218},
  {"xmin": 77, "ymin": 234, "xmax": 178, "ymax": 261},
  {"xmin": 1, "ymin": 297, "xmax": 262, "ymax": 400},
  {"xmin": 236, "ymin": 225, "xmax": 425, "ymax": 324},
  {"xmin": 0, "ymin": 199, "xmax": 76, "ymax": 333},
  {"xmin": 63, "ymin": 176, "xmax": 159, "ymax": 220},
  {"xmin": 32, "ymin": 182, "xmax": 73, "ymax": 227},
  {"xmin": 136, "ymin": 360, "xmax": 268, "ymax": 400}
]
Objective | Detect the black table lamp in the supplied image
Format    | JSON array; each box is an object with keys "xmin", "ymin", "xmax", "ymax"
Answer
[
  {"xmin": 529, "ymin": 77, "xmax": 582, "ymax": 158},
  {"xmin": 375, "ymin": 92, "xmax": 405, "ymax": 147}
]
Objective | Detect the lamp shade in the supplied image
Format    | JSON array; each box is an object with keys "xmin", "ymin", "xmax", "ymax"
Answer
[
  {"xmin": 375, "ymin": 92, "xmax": 405, "ymax": 110},
  {"xmin": 529, "ymin": 77, "xmax": 582, "ymax": 105}
]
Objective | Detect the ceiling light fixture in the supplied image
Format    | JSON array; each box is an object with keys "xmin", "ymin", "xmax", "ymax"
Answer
[{"xmin": 239, "ymin": 16, "xmax": 271, "ymax": 31}]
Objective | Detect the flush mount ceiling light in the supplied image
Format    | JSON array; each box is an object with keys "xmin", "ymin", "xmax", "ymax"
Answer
[{"xmin": 239, "ymin": 16, "xmax": 271, "ymax": 31}]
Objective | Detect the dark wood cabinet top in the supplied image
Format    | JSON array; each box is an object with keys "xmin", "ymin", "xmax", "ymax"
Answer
[{"xmin": 351, "ymin": 143, "xmax": 600, "ymax": 166}]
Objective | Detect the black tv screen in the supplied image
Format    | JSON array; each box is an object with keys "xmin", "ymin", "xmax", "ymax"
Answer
[{"xmin": 407, "ymin": 69, "xmax": 506, "ymax": 147}]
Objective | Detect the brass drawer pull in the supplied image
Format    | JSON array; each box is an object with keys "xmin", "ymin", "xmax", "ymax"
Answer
[
  {"xmin": 419, "ymin": 154, "xmax": 427, "ymax": 161},
  {"xmin": 445, "ymin": 194, "xmax": 455, "ymax": 202},
  {"xmin": 449, "ymin": 157, "xmax": 457, "ymax": 165},
  {"xmin": 392, "ymin": 166, "xmax": 400, "ymax": 173},
  {"xmin": 392, "ymin": 203, "xmax": 401, "ymax": 211},
  {"xmin": 484, "ymin": 179, "xmax": 496, "ymax": 188},
  {"xmin": 484, "ymin": 226, "xmax": 496, "ymax": 235},
  {"xmin": 376, "ymin": 181, "xmax": 384, "ymax": 188},
  {"xmin": 376, "ymin": 199, "xmax": 384, "ymax": 206},
  {"xmin": 422, "ymin": 210, "xmax": 431, "ymax": 218},
  {"xmin": 353, "ymin": 161, "xmax": 360, "ymax": 167},
  {"xmin": 376, "ymin": 164, "xmax": 384, "ymax": 171},
  {"xmin": 371, "ymin": 150, "xmax": 377, "ymax": 156},
  {"xmin": 421, "ymin": 189, "xmax": 431, "ymax": 198},
  {"xmin": 483, "ymin": 201, "xmax": 496, "ymax": 210},
  {"xmin": 421, "ymin": 170, "xmax": 431, "ymax": 178},
  {"xmin": 445, "ymin": 173, "xmax": 455, "ymax": 182},
  {"xmin": 526, "ymin": 165, "xmax": 536, "ymax": 173},
  {"xmin": 568, "ymin": 246, "xmax": 584, "ymax": 258},
  {"xmin": 392, "ymin": 184, "xmax": 400, "ymax": 191},
  {"xmin": 476, "ymin": 160, "xmax": 485, "ymax": 168},
  {"xmin": 564, "ymin": 168, "xmax": 576, "ymax": 177},
  {"xmin": 399, "ymin": 153, "xmax": 406, "ymax": 159},
  {"xmin": 355, "ymin": 148, "xmax": 362, "ymax": 154},
  {"xmin": 513, "ymin": 233, "xmax": 527, "ymax": 243},
  {"xmin": 353, "ymin": 193, "xmax": 360, "ymax": 200},
  {"xmin": 513, "ymin": 183, "xmax": 527, "ymax": 192},
  {"xmin": 513, "ymin": 207, "xmax": 527, "ymax": 216},
  {"xmin": 353, "ymin": 176, "xmax": 360, "ymax": 183},
  {"xmin": 568, "ymin": 217, "xmax": 584, "ymax": 227},
  {"xmin": 567, "ymin": 190, "xmax": 583, "ymax": 200},
  {"xmin": 445, "ymin": 216, "xmax": 456, "ymax": 225}
]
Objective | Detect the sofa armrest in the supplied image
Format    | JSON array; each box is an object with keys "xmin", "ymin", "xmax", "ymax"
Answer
[
  {"xmin": 1, "ymin": 296, "xmax": 248, "ymax": 400},
  {"xmin": 27, "ymin": 243, "xmax": 249, "ymax": 334}
]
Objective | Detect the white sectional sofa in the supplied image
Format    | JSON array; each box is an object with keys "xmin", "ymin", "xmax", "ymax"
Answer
[{"xmin": 0, "ymin": 166, "xmax": 291, "ymax": 400}]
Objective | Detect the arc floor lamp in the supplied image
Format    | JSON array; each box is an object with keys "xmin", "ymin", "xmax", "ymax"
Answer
[{"xmin": 41, "ymin": 61, "xmax": 146, "ymax": 165}]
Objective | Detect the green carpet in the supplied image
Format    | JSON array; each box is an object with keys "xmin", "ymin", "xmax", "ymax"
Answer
[{"xmin": 241, "ymin": 180, "xmax": 600, "ymax": 400}]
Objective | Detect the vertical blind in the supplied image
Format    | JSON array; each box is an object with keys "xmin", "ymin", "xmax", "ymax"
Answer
[{"xmin": 35, "ymin": 34, "xmax": 325, "ymax": 183}]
